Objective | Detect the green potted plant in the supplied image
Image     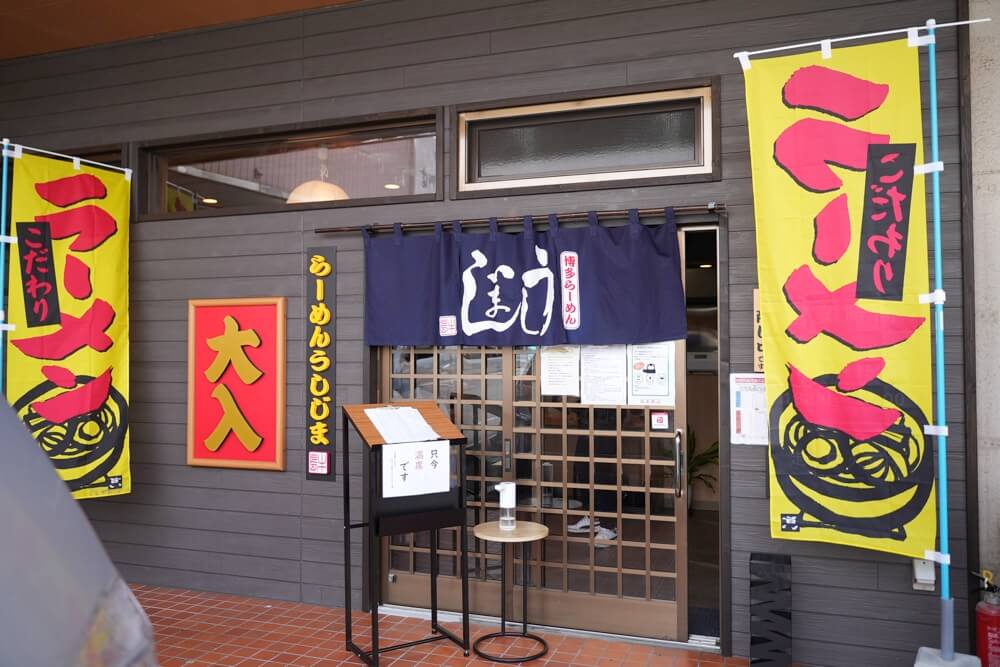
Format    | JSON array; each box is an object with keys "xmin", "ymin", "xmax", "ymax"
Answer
[{"xmin": 686, "ymin": 428, "xmax": 719, "ymax": 512}]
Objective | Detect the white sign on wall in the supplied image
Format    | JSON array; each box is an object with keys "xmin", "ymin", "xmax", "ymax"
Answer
[
  {"xmin": 730, "ymin": 373, "xmax": 768, "ymax": 445},
  {"xmin": 381, "ymin": 440, "xmax": 450, "ymax": 498}
]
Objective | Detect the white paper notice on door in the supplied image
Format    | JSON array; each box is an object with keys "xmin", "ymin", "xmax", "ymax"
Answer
[
  {"xmin": 540, "ymin": 346, "xmax": 580, "ymax": 396},
  {"xmin": 580, "ymin": 345, "xmax": 627, "ymax": 405},
  {"xmin": 364, "ymin": 406, "xmax": 439, "ymax": 444},
  {"xmin": 730, "ymin": 373, "xmax": 768, "ymax": 445},
  {"xmin": 381, "ymin": 440, "xmax": 450, "ymax": 498},
  {"xmin": 626, "ymin": 341, "xmax": 675, "ymax": 406}
]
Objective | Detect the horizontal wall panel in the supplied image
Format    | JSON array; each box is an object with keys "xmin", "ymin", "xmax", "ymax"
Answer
[
  {"xmin": 732, "ymin": 605, "xmax": 971, "ymax": 654},
  {"xmin": 0, "ymin": 17, "xmax": 304, "ymax": 87},
  {"xmin": 132, "ymin": 232, "xmax": 305, "ymax": 261},
  {"xmin": 729, "ymin": 582, "xmax": 967, "ymax": 627},
  {"xmin": 131, "ymin": 297, "xmax": 307, "ymax": 322},
  {"xmin": 0, "ymin": 60, "xmax": 305, "ymax": 122},
  {"xmin": 303, "ymin": 33, "xmax": 489, "ymax": 79},
  {"xmin": 105, "ymin": 542, "xmax": 301, "ymax": 583},
  {"xmin": 303, "ymin": 63, "xmax": 631, "ymax": 122},
  {"xmin": 17, "ymin": 102, "xmax": 306, "ymax": 151},
  {"xmin": 134, "ymin": 253, "xmax": 304, "ymax": 281},
  {"xmin": 115, "ymin": 563, "xmax": 302, "ymax": 602},
  {"xmin": 85, "ymin": 502, "xmax": 302, "ymax": 539},
  {"xmin": 92, "ymin": 521, "xmax": 301, "ymax": 560},
  {"xmin": 302, "ymin": 538, "xmax": 361, "ymax": 566},
  {"xmin": 30, "ymin": 77, "xmax": 303, "ymax": 133},
  {"xmin": 121, "ymin": 481, "xmax": 303, "ymax": 516},
  {"xmin": 303, "ymin": 0, "xmax": 531, "ymax": 40},
  {"xmin": 490, "ymin": 0, "xmax": 894, "ymax": 53}
]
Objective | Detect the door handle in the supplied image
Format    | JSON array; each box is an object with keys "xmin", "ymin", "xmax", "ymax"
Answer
[
  {"xmin": 674, "ymin": 430, "xmax": 684, "ymax": 498},
  {"xmin": 503, "ymin": 438, "xmax": 512, "ymax": 472}
]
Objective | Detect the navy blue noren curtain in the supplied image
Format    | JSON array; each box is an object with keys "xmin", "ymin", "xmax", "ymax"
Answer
[{"xmin": 364, "ymin": 208, "xmax": 686, "ymax": 347}]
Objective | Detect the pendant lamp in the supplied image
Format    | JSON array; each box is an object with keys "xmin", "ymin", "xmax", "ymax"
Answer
[{"xmin": 287, "ymin": 147, "xmax": 349, "ymax": 204}]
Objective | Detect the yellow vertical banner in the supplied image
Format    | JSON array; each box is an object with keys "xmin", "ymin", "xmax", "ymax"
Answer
[
  {"xmin": 743, "ymin": 40, "xmax": 936, "ymax": 557},
  {"xmin": 4, "ymin": 151, "xmax": 131, "ymax": 499}
]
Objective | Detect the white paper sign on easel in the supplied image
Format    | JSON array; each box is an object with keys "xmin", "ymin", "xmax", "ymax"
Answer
[{"xmin": 381, "ymin": 440, "xmax": 450, "ymax": 498}]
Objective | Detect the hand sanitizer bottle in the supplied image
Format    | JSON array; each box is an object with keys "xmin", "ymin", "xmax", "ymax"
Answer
[{"xmin": 496, "ymin": 482, "xmax": 516, "ymax": 531}]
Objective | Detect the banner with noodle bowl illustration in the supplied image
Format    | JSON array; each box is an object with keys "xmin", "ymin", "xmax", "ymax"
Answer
[
  {"xmin": 4, "ymin": 151, "xmax": 131, "ymax": 499},
  {"xmin": 743, "ymin": 39, "xmax": 935, "ymax": 557}
]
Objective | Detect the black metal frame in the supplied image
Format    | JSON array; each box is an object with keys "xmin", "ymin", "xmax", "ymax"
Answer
[
  {"xmin": 472, "ymin": 541, "xmax": 548, "ymax": 663},
  {"xmin": 341, "ymin": 410, "xmax": 470, "ymax": 667},
  {"xmin": 715, "ymin": 210, "xmax": 732, "ymax": 656}
]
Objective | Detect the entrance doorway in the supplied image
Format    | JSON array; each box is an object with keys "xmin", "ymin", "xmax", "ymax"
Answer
[{"xmin": 379, "ymin": 226, "xmax": 719, "ymax": 642}]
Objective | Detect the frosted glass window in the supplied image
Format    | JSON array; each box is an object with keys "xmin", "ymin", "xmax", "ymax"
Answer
[
  {"xmin": 458, "ymin": 87, "xmax": 713, "ymax": 192},
  {"xmin": 475, "ymin": 106, "xmax": 696, "ymax": 179}
]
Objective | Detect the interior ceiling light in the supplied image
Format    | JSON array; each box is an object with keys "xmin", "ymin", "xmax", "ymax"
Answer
[
  {"xmin": 699, "ymin": 263, "xmax": 713, "ymax": 269},
  {"xmin": 287, "ymin": 180, "xmax": 349, "ymax": 204},
  {"xmin": 287, "ymin": 146, "xmax": 350, "ymax": 204},
  {"xmin": 200, "ymin": 197, "xmax": 219, "ymax": 205},
  {"xmin": 383, "ymin": 183, "xmax": 401, "ymax": 190}
]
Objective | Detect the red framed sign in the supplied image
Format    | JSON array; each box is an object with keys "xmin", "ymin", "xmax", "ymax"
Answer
[{"xmin": 187, "ymin": 297, "xmax": 286, "ymax": 470}]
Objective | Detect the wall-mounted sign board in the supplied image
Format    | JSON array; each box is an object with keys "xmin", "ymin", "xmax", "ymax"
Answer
[{"xmin": 187, "ymin": 297, "xmax": 286, "ymax": 470}]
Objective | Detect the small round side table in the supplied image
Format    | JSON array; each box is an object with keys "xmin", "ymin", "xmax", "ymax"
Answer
[{"xmin": 472, "ymin": 520, "xmax": 549, "ymax": 663}]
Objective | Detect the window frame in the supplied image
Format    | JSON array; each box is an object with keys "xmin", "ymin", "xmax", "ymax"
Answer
[
  {"xmin": 136, "ymin": 109, "xmax": 444, "ymax": 222},
  {"xmin": 453, "ymin": 79, "xmax": 720, "ymax": 199}
]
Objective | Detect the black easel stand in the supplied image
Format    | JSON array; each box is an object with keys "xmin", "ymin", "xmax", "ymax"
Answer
[{"xmin": 341, "ymin": 409, "xmax": 470, "ymax": 667}]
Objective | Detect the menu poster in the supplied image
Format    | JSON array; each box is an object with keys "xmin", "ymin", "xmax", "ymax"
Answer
[
  {"xmin": 626, "ymin": 342, "xmax": 676, "ymax": 406},
  {"xmin": 540, "ymin": 346, "xmax": 580, "ymax": 396},
  {"xmin": 580, "ymin": 345, "xmax": 627, "ymax": 405},
  {"xmin": 730, "ymin": 373, "xmax": 768, "ymax": 445}
]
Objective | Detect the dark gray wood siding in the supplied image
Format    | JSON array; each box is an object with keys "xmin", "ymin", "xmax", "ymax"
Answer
[{"xmin": 0, "ymin": 0, "xmax": 969, "ymax": 664}]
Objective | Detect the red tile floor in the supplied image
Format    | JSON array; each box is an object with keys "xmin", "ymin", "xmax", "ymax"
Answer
[{"xmin": 134, "ymin": 584, "xmax": 750, "ymax": 667}]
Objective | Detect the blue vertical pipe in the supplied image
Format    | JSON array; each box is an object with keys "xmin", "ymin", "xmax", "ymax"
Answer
[
  {"xmin": 926, "ymin": 19, "xmax": 954, "ymax": 661},
  {"xmin": 0, "ymin": 138, "xmax": 10, "ymax": 389}
]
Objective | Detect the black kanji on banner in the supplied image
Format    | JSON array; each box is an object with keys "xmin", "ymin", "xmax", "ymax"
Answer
[
  {"xmin": 16, "ymin": 221, "xmax": 62, "ymax": 327},
  {"xmin": 856, "ymin": 143, "xmax": 916, "ymax": 301}
]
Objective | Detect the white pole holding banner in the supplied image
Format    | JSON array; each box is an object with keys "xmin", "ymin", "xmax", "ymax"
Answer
[{"xmin": 0, "ymin": 139, "xmax": 11, "ymax": 383}]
